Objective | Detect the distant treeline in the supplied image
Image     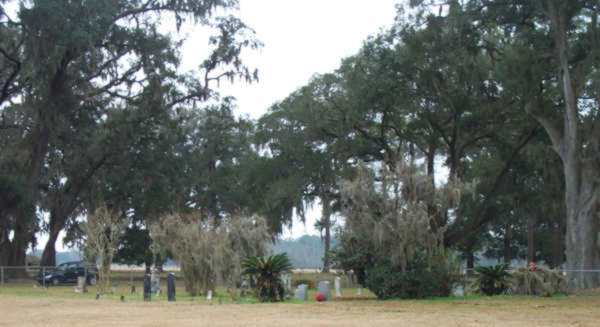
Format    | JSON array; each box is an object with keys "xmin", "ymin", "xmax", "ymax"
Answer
[{"xmin": 27, "ymin": 235, "xmax": 330, "ymax": 269}]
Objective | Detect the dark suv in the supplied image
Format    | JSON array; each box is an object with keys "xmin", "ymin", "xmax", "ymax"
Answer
[{"xmin": 38, "ymin": 261, "xmax": 98, "ymax": 286}]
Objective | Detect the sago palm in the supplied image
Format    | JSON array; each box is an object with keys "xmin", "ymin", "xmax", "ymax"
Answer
[
  {"xmin": 242, "ymin": 253, "xmax": 293, "ymax": 302},
  {"xmin": 473, "ymin": 263, "xmax": 511, "ymax": 296}
]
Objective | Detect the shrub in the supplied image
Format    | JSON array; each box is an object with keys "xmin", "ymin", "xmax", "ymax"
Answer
[
  {"xmin": 511, "ymin": 268, "xmax": 567, "ymax": 296},
  {"xmin": 364, "ymin": 252, "xmax": 459, "ymax": 299},
  {"xmin": 83, "ymin": 204, "xmax": 126, "ymax": 294},
  {"xmin": 242, "ymin": 253, "xmax": 293, "ymax": 302},
  {"xmin": 472, "ymin": 264, "xmax": 511, "ymax": 296},
  {"xmin": 334, "ymin": 162, "xmax": 465, "ymax": 299}
]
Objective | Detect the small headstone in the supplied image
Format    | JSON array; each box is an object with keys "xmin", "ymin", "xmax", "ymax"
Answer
[
  {"xmin": 240, "ymin": 278, "xmax": 250, "ymax": 296},
  {"xmin": 75, "ymin": 276, "xmax": 87, "ymax": 293},
  {"xmin": 317, "ymin": 281, "xmax": 332, "ymax": 301},
  {"xmin": 357, "ymin": 287, "xmax": 363, "ymax": 296},
  {"xmin": 281, "ymin": 273, "xmax": 292, "ymax": 298},
  {"xmin": 143, "ymin": 274, "xmax": 151, "ymax": 302},
  {"xmin": 284, "ymin": 274, "xmax": 292, "ymax": 290},
  {"xmin": 167, "ymin": 273, "xmax": 176, "ymax": 302},
  {"xmin": 150, "ymin": 270, "xmax": 161, "ymax": 295},
  {"xmin": 334, "ymin": 276, "xmax": 342, "ymax": 298},
  {"xmin": 206, "ymin": 290, "xmax": 213, "ymax": 302},
  {"xmin": 294, "ymin": 284, "xmax": 308, "ymax": 301},
  {"xmin": 346, "ymin": 270, "xmax": 355, "ymax": 287},
  {"xmin": 452, "ymin": 284, "xmax": 465, "ymax": 297}
]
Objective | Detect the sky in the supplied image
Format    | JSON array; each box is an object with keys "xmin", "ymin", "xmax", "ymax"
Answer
[{"xmin": 38, "ymin": 0, "xmax": 401, "ymax": 251}]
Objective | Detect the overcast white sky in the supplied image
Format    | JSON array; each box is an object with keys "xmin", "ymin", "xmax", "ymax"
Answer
[{"xmin": 41, "ymin": 0, "xmax": 400, "ymax": 251}]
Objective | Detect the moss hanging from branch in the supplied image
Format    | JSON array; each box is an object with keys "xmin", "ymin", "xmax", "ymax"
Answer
[{"xmin": 150, "ymin": 213, "xmax": 270, "ymax": 297}]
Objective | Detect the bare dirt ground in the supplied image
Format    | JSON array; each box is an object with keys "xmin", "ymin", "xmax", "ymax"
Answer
[{"xmin": 2, "ymin": 295, "xmax": 600, "ymax": 327}]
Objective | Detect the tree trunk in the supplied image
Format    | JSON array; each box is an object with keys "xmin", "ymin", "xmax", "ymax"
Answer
[
  {"xmin": 321, "ymin": 196, "xmax": 332, "ymax": 273},
  {"xmin": 40, "ymin": 207, "xmax": 70, "ymax": 267},
  {"xmin": 0, "ymin": 216, "xmax": 10, "ymax": 266},
  {"xmin": 533, "ymin": 3, "xmax": 600, "ymax": 290},
  {"xmin": 503, "ymin": 224, "xmax": 512, "ymax": 265},
  {"xmin": 551, "ymin": 221, "xmax": 563, "ymax": 269},
  {"xmin": 466, "ymin": 252, "xmax": 474, "ymax": 270},
  {"xmin": 564, "ymin": 172, "xmax": 600, "ymax": 289},
  {"xmin": 466, "ymin": 249, "xmax": 475, "ymax": 276},
  {"xmin": 40, "ymin": 222, "xmax": 61, "ymax": 267},
  {"xmin": 527, "ymin": 216, "xmax": 536, "ymax": 264}
]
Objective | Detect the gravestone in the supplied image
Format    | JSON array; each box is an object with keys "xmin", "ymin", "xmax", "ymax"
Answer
[
  {"xmin": 346, "ymin": 270, "xmax": 355, "ymax": 287},
  {"xmin": 452, "ymin": 284, "xmax": 465, "ymax": 297},
  {"xmin": 143, "ymin": 274, "xmax": 151, "ymax": 301},
  {"xmin": 281, "ymin": 273, "xmax": 292, "ymax": 296},
  {"xmin": 167, "ymin": 273, "xmax": 176, "ymax": 302},
  {"xmin": 240, "ymin": 278, "xmax": 250, "ymax": 296},
  {"xmin": 317, "ymin": 281, "xmax": 332, "ymax": 301},
  {"xmin": 150, "ymin": 270, "xmax": 161, "ymax": 295},
  {"xmin": 75, "ymin": 276, "xmax": 87, "ymax": 293},
  {"xmin": 357, "ymin": 287, "xmax": 363, "ymax": 296},
  {"xmin": 294, "ymin": 284, "xmax": 308, "ymax": 301},
  {"xmin": 206, "ymin": 290, "xmax": 213, "ymax": 302},
  {"xmin": 334, "ymin": 276, "xmax": 342, "ymax": 298}
]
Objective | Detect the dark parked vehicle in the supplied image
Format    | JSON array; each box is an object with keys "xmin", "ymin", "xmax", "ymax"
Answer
[{"xmin": 38, "ymin": 261, "xmax": 98, "ymax": 286}]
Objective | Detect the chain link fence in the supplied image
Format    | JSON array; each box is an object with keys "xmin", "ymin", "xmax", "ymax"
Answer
[
  {"xmin": 1, "ymin": 265, "xmax": 600, "ymax": 300},
  {"xmin": 0, "ymin": 265, "xmax": 159, "ymax": 288}
]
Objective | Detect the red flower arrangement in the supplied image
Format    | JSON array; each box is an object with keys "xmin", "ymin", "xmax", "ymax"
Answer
[{"xmin": 315, "ymin": 292, "xmax": 326, "ymax": 302}]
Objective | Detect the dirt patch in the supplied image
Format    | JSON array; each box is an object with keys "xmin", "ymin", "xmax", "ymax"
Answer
[{"xmin": 1, "ymin": 295, "xmax": 599, "ymax": 326}]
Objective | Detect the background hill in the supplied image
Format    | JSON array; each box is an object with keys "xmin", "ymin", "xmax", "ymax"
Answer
[{"xmin": 272, "ymin": 235, "xmax": 333, "ymax": 269}]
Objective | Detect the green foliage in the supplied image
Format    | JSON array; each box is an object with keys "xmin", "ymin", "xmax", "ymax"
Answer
[
  {"xmin": 364, "ymin": 252, "xmax": 459, "ymax": 300},
  {"xmin": 242, "ymin": 253, "xmax": 293, "ymax": 302},
  {"xmin": 0, "ymin": 0, "xmax": 260, "ymax": 267},
  {"xmin": 472, "ymin": 264, "xmax": 511, "ymax": 296},
  {"xmin": 114, "ymin": 226, "xmax": 153, "ymax": 268}
]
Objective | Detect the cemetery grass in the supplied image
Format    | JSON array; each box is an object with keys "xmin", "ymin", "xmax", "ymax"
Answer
[{"xmin": 1, "ymin": 290, "xmax": 600, "ymax": 326}]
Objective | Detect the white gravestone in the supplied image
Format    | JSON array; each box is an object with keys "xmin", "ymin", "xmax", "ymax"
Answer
[
  {"xmin": 150, "ymin": 270, "xmax": 161, "ymax": 295},
  {"xmin": 334, "ymin": 276, "xmax": 342, "ymax": 298}
]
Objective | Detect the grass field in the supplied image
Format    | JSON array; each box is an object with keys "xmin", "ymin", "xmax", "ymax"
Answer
[{"xmin": 2, "ymin": 283, "xmax": 600, "ymax": 326}]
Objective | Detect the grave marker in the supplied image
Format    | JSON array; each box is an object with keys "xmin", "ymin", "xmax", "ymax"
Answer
[
  {"xmin": 143, "ymin": 274, "xmax": 151, "ymax": 301},
  {"xmin": 167, "ymin": 273, "xmax": 176, "ymax": 302}
]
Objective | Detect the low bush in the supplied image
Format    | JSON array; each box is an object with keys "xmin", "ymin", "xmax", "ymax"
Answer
[
  {"xmin": 364, "ymin": 252, "xmax": 459, "ymax": 299},
  {"xmin": 511, "ymin": 268, "xmax": 567, "ymax": 296}
]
